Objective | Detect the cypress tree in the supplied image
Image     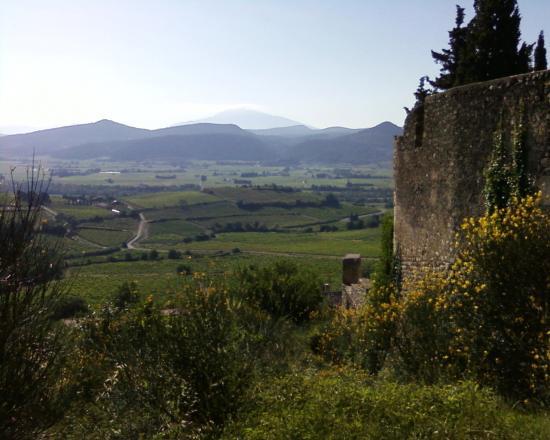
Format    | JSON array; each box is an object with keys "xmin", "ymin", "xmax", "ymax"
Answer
[
  {"xmin": 431, "ymin": 0, "xmax": 533, "ymax": 90},
  {"xmin": 431, "ymin": 5, "xmax": 468, "ymax": 90},
  {"xmin": 534, "ymin": 31, "xmax": 548, "ymax": 71},
  {"xmin": 465, "ymin": 0, "xmax": 528, "ymax": 81}
]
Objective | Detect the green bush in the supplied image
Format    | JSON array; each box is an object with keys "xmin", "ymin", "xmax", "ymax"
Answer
[
  {"xmin": 167, "ymin": 249, "xmax": 182, "ymax": 259},
  {"xmin": 222, "ymin": 368, "xmax": 550, "ymax": 439},
  {"xmin": 52, "ymin": 296, "xmax": 89, "ymax": 320},
  {"xmin": 0, "ymin": 170, "xmax": 70, "ymax": 438},
  {"xmin": 56, "ymin": 299, "xmax": 200, "ymax": 439},
  {"xmin": 235, "ymin": 260, "xmax": 324, "ymax": 323},
  {"xmin": 312, "ymin": 283, "xmax": 399, "ymax": 374},
  {"xmin": 112, "ymin": 281, "xmax": 140, "ymax": 310},
  {"xmin": 148, "ymin": 249, "xmax": 160, "ymax": 260},
  {"xmin": 396, "ymin": 193, "xmax": 550, "ymax": 402},
  {"xmin": 176, "ymin": 264, "xmax": 192, "ymax": 275},
  {"xmin": 371, "ymin": 211, "xmax": 399, "ymax": 287},
  {"xmin": 57, "ymin": 277, "xmax": 294, "ymax": 438}
]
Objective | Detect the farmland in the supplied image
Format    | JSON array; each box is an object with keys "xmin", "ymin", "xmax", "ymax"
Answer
[
  {"xmin": 65, "ymin": 252, "xmax": 346, "ymax": 306},
  {"xmin": 2, "ymin": 158, "xmax": 393, "ymax": 306}
]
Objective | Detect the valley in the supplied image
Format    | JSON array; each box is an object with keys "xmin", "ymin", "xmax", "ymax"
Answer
[{"xmin": 7, "ymin": 158, "xmax": 393, "ymax": 306}]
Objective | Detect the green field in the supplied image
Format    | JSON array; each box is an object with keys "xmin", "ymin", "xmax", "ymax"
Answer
[
  {"xmin": 143, "ymin": 220, "xmax": 204, "ymax": 244},
  {"xmin": 209, "ymin": 187, "xmax": 321, "ymax": 203},
  {"xmin": 124, "ymin": 190, "xmax": 220, "ymax": 209},
  {"xmin": 79, "ymin": 217, "xmax": 138, "ymax": 230},
  {"xmin": 177, "ymin": 229, "xmax": 381, "ymax": 257},
  {"xmin": 65, "ymin": 253, "xmax": 343, "ymax": 306},
  {"xmin": 49, "ymin": 195, "xmax": 116, "ymax": 220},
  {"xmin": 7, "ymin": 159, "xmax": 392, "ymax": 306},
  {"xmin": 77, "ymin": 227, "xmax": 134, "ymax": 247}
]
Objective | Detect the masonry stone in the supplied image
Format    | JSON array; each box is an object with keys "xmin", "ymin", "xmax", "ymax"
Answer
[{"xmin": 394, "ymin": 70, "xmax": 550, "ymax": 280}]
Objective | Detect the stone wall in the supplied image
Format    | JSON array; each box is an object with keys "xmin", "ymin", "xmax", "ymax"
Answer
[{"xmin": 394, "ymin": 70, "xmax": 549, "ymax": 278}]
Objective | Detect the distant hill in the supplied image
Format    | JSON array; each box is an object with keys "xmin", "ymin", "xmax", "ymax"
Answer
[
  {"xmin": 178, "ymin": 109, "xmax": 304, "ymax": 130},
  {"xmin": 54, "ymin": 132, "xmax": 271, "ymax": 162},
  {"xmin": 250, "ymin": 125, "xmax": 316, "ymax": 137},
  {"xmin": 288, "ymin": 122, "xmax": 402, "ymax": 164},
  {"xmin": 0, "ymin": 120, "xmax": 245, "ymax": 156},
  {"xmin": 0, "ymin": 119, "xmax": 148, "ymax": 155},
  {"xmin": 153, "ymin": 123, "xmax": 244, "ymax": 137},
  {"xmin": 319, "ymin": 126, "xmax": 363, "ymax": 137},
  {"xmin": 1, "ymin": 117, "xmax": 401, "ymax": 164}
]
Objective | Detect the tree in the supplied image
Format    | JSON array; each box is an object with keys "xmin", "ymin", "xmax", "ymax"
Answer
[
  {"xmin": 113, "ymin": 281, "xmax": 140, "ymax": 310},
  {"xmin": 534, "ymin": 31, "xmax": 548, "ymax": 71},
  {"xmin": 322, "ymin": 193, "xmax": 341, "ymax": 208},
  {"xmin": 431, "ymin": 0, "xmax": 533, "ymax": 90},
  {"xmin": 466, "ymin": 0, "xmax": 529, "ymax": 81},
  {"xmin": 413, "ymin": 76, "xmax": 432, "ymax": 105},
  {"xmin": 0, "ymin": 167, "xmax": 69, "ymax": 438},
  {"xmin": 431, "ymin": 5, "xmax": 468, "ymax": 90},
  {"xmin": 372, "ymin": 212, "xmax": 399, "ymax": 287}
]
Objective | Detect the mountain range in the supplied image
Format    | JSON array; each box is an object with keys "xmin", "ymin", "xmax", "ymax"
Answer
[
  {"xmin": 175, "ymin": 108, "xmax": 305, "ymax": 130},
  {"xmin": 0, "ymin": 111, "xmax": 402, "ymax": 164}
]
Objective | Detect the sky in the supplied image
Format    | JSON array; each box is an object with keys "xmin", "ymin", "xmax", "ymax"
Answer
[{"xmin": 0, "ymin": 0, "xmax": 548, "ymax": 132}]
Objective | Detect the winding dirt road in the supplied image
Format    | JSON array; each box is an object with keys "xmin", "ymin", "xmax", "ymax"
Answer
[{"xmin": 126, "ymin": 212, "xmax": 149, "ymax": 250}]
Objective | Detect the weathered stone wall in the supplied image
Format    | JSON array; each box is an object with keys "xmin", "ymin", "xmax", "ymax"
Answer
[{"xmin": 394, "ymin": 70, "xmax": 549, "ymax": 278}]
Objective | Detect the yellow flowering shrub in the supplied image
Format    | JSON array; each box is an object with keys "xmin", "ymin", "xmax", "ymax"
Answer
[
  {"xmin": 397, "ymin": 192, "xmax": 549, "ymax": 402},
  {"xmin": 394, "ymin": 271, "xmax": 456, "ymax": 383},
  {"xmin": 313, "ymin": 284, "xmax": 400, "ymax": 374}
]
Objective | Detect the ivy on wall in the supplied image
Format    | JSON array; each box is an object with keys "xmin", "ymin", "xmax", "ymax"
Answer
[{"xmin": 483, "ymin": 113, "xmax": 533, "ymax": 213}]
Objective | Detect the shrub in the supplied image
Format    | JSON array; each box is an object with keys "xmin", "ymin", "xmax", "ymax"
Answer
[
  {"xmin": 176, "ymin": 264, "xmax": 192, "ymax": 275},
  {"xmin": 113, "ymin": 281, "xmax": 140, "ymax": 310},
  {"xmin": 396, "ymin": 193, "xmax": 550, "ymax": 402},
  {"xmin": 313, "ymin": 283, "xmax": 400, "ymax": 374},
  {"xmin": 371, "ymin": 211, "xmax": 400, "ymax": 287},
  {"xmin": 222, "ymin": 368, "xmax": 550, "ymax": 439},
  {"xmin": 0, "ymin": 168, "xmax": 70, "ymax": 438},
  {"xmin": 364, "ymin": 214, "xmax": 381, "ymax": 228},
  {"xmin": 167, "ymin": 249, "xmax": 182, "ymax": 259},
  {"xmin": 58, "ymin": 299, "xmax": 200, "ymax": 439},
  {"xmin": 148, "ymin": 249, "xmax": 159, "ymax": 260},
  {"xmin": 61, "ymin": 278, "xmax": 292, "ymax": 437},
  {"xmin": 52, "ymin": 296, "xmax": 89, "ymax": 320},
  {"xmin": 236, "ymin": 260, "xmax": 324, "ymax": 323}
]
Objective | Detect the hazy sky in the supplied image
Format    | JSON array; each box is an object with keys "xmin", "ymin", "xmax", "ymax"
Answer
[{"xmin": 0, "ymin": 0, "xmax": 548, "ymax": 131}]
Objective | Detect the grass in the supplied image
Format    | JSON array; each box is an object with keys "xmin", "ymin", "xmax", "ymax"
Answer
[
  {"xmin": 65, "ymin": 253, "xmax": 342, "ymax": 306},
  {"xmin": 179, "ymin": 201, "xmax": 244, "ymax": 218},
  {"xmin": 49, "ymin": 196, "xmax": 116, "ymax": 220},
  {"xmin": 198, "ymin": 214, "xmax": 324, "ymax": 229},
  {"xmin": 124, "ymin": 190, "xmax": 220, "ymax": 209},
  {"xmin": 209, "ymin": 187, "xmax": 322, "ymax": 203},
  {"xmin": 79, "ymin": 217, "xmax": 138, "ymax": 231},
  {"xmin": 222, "ymin": 368, "xmax": 550, "ymax": 439},
  {"xmin": 143, "ymin": 198, "xmax": 381, "ymax": 233},
  {"xmin": 179, "ymin": 228, "xmax": 381, "ymax": 257},
  {"xmin": 143, "ymin": 220, "xmax": 205, "ymax": 243},
  {"xmin": 77, "ymin": 228, "xmax": 134, "ymax": 247}
]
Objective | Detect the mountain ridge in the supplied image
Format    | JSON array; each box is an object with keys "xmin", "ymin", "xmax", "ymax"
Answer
[
  {"xmin": 0, "ymin": 118, "xmax": 402, "ymax": 164},
  {"xmin": 175, "ymin": 109, "xmax": 305, "ymax": 130}
]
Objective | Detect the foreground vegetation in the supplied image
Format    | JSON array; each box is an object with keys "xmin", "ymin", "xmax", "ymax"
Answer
[{"xmin": 1, "ymin": 168, "xmax": 548, "ymax": 439}]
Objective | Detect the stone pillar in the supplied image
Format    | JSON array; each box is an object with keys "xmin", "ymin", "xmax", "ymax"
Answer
[{"xmin": 342, "ymin": 254, "xmax": 361, "ymax": 285}]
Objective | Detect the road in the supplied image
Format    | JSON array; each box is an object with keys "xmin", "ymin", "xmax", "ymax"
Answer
[
  {"xmin": 126, "ymin": 212, "xmax": 149, "ymax": 250},
  {"xmin": 339, "ymin": 210, "xmax": 384, "ymax": 223},
  {"xmin": 41, "ymin": 205, "xmax": 58, "ymax": 217}
]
